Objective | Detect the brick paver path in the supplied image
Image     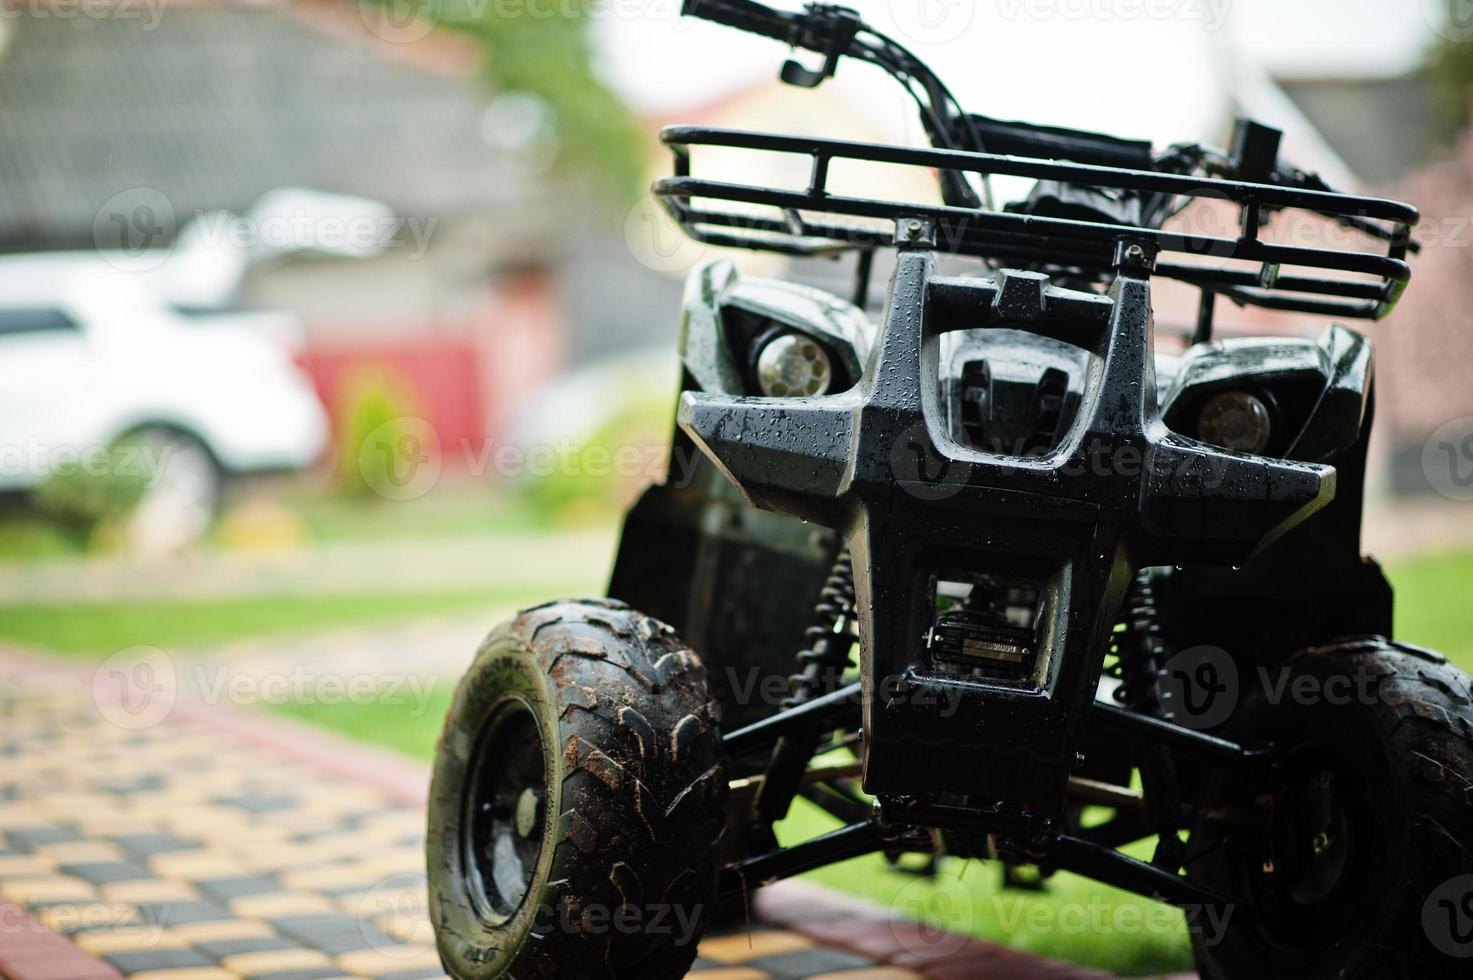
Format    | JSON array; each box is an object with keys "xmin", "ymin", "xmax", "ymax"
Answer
[{"xmin": 0, "ymin": 645, "xmax": 1193, "ymax": 980}]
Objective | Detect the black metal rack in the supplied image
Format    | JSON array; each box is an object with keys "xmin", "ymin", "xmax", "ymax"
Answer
[{"xmin": 653, "ymin": 126, "xmax": 1419, "ymax": 320}]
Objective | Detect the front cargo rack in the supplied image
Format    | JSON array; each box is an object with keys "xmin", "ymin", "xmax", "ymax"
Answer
[{"xmin": 653, "ymin": 126, "xmax": 1419, "ymax": 320}]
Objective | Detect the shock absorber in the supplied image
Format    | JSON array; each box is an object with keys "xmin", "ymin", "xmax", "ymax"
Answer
[
  {"xmin": 747, "ymin": 551, "xmax": 857, "ymax": 852},
  {"xmin": 785, "ymin": 552, "xmax": 856, "ymax": 707},
  {"xmin": 1117, "ymin": 568, "xmax": 1168, "ymax": 711},
  {"xmin": 1116, "ymin": 568, "xmax": 1187, "ymax": 867}
]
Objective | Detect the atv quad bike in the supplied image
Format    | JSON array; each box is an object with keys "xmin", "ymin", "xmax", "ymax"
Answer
[{"xmin": 427, "ymin": 4, "xmax": 1473, "ymax": 978}]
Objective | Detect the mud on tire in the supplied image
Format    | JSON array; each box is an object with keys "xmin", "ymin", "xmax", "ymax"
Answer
[{"xmin": 428, "ymin": 599, "xmax": 727, "ymax": 979}]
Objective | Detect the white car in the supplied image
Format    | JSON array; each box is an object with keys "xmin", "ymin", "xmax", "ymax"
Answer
[{"xmin": 0, "ymin": 254, "xmax": 328, "ymax": 549}]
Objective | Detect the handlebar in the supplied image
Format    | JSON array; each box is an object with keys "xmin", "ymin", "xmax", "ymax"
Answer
[
  {"xmin": 677, "ymin": 0, "xmax": 1416, "ymax": 251},
  {"xmin": 680, "ymin": 0, "xmax": 799, "ymax": 43},
  {"xmin": 685, "ymin": 0, "xmax": 988, "ymax": 207}
]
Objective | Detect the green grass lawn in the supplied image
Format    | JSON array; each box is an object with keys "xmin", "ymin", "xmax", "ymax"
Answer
[
  {"xmin": 0, "ymin": 590, "xmax": 540, "ymax": 656},
  {"xmin": 1388, "ymin": 549, "xmax": 1473, "ymax": 666},
  {"xmin": 278, "ymin": 684, "xmax": 457, "ymax": 760},
  {"xmin": 0, "ymin": 549, "xmax": 1469, "ymax": 975},
  {"xmin": 277, "ymin": 482, "xmax": 612, "ymax": 545},
  {"xmin": 0, "ymin": 482, "xmax": 618, "ymax": 563},
  {"xmin": 0, "ymin": 499, "xmax": 85, "ymax": 562}
]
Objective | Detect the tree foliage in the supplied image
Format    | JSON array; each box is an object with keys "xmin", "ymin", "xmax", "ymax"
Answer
[
  {"xmin": 363, "ymin": 0, "xmax": 644, "ymax": 204},
  {"xmin": 1427, "ymin": 2, "xmax": 1473, "ymax": 132}
]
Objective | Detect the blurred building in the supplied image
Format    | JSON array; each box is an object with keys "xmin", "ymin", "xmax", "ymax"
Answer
[
  {"xmin": 1, "ymin": 1, "xmax": 1469, "ymax": 496},
  {"xmin": 1230, "ymin": 41, "xmax": 1473, "ymax": 497},
  {"xmin": 1372, "ymin": 133, "xmax": 1473, "ymax": 495},
  {"xmin": 0, "ymin": 4, "xmax": 671, "ymax": 460}
]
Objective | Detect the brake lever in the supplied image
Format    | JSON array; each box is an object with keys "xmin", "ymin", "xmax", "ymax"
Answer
[{"xmin": 779, "ymin": 3, "xmax": 861, "ymax": 88}]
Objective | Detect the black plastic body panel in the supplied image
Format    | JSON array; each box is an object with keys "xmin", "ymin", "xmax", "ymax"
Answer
[
  {"xmin": 675, "ymin": 253, "xmax": 1340, "ymax": 816},
  {"xmin": 608, "ymin": 426, "xmax": 841, "ymax": 734},
  {"xmin": 611, "ymin": 257, "xmax": 1383, "ymax": 821}
]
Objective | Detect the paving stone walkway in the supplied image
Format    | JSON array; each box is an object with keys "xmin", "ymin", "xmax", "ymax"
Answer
[{"xmin": 0, "ymin": 645, "xmax": 1192, "ymax": 980}]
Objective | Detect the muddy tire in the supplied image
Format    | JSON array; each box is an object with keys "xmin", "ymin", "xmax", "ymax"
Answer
[
  {"xmin": 427, "ymin": 599, "xmax": 727, "ymax": 979},
  {"xmin": 1188, "ymin": 637, "xmax": 1473, "ymax": 980}
]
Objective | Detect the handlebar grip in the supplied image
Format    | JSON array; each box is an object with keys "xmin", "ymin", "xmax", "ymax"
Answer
[{"xmin": 681, "ymin": 0, "xmax": 799, "ymax": 42}]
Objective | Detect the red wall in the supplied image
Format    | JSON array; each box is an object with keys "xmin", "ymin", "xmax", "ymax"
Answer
[
  {"xmin": 303, "ymin": 337, "xmax": 487, "ymax": 455},
  {"xmin": 297, "ymin": 271, "xmax": 566, "ymax": 472}
]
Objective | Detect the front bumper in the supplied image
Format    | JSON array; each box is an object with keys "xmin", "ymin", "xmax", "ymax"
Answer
[{"xmin": 678, "ymin": 252, "xmax": 1332, "ymax": 813}]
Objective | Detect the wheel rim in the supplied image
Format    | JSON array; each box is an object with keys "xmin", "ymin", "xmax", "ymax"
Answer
[
  {"xmin": 462, "ymin": 697, "xmax": 547, "ymax": 924},
  {"xmin": 127, "ymin": 432, "xmax": 218, "ymax": 550},
  {"xmin": 1249, "ymin": 742, "xmax": 1376, "ymax": 951}
]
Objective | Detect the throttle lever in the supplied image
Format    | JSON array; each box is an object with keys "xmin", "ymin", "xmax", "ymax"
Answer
[{"xmin": 779, "ymin": 4, "xmax": 862, "ymax": 88}]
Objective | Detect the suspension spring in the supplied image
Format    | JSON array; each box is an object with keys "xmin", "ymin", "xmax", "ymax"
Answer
[
  {"xmin": 784, "ymin": 551, "xmax": 857, "ymax": 708},
  {"xmin": 1116, "ymin": 568, "xmax": 1189, "ymax": 865},
  {"xmin": 1116, "ymin": 568, "xmax": 1168, "ymax": 711}
]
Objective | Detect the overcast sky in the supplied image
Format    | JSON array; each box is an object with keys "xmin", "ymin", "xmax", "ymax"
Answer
[{"xmin": 594, "ymin": 0, "xmax": 1441, "ymax": 146}]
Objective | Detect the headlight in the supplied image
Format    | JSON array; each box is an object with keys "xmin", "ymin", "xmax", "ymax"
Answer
[
  {"xmin": 1196, "ymin": 390, "xmax": 1271, "ymax": 453},
  {"xmin": 756, "ymin": 332, "xmax": 832, "ymax": 397}
]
